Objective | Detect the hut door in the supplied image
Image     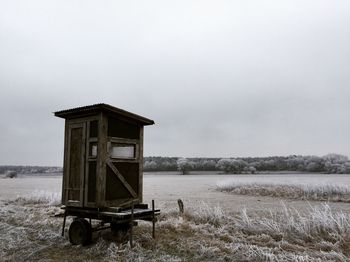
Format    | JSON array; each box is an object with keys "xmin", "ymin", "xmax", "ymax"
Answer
[{"xmin": 66, "ymin": 123, "xmax": 86, "ymax": 207}]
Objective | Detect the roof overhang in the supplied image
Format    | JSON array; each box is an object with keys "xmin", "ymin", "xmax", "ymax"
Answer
[{"xmin": 54, "ymin": 103, "xmax": 155, "ymax": 126}]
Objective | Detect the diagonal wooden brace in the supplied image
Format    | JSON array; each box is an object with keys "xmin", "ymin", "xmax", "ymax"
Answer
[{"xmin": 106, "ymin": 160, "xmax": 138, "ymax": 198}]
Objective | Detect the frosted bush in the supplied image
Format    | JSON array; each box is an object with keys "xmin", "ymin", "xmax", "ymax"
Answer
[
  {"xmin": 5, "ymin": 171, "xmax": 17, "ymax": 178},
  {"xmin": 217, "ymin": 180, "xmax": 350, "ymax": 202},
  {"xmin": 14, "ymin": 190, "xmax": 61, "ymax": 205},
  {"xmin": 236, "ymin": 203, "xmax": 350, "ymax": 243},
  {"xmin": 181, "ymin": 202, "xmax": 225, "ymax": 225}
]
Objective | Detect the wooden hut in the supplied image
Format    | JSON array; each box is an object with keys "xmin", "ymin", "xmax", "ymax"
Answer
[{"xmin": 54, "ymin": 103, "xmax": 154, "ymax": 209}]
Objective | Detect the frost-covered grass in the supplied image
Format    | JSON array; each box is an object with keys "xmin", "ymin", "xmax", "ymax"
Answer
[
  {"xmin": 1, "ymin": 195, "xmax": 350, "ymax": 261},
  {"xmin": 12, "ymin": 190, "xmax": 61, "ymax": 205},
  {"xmin": 217, "ymin": 180, "xmax": 350, "ymax": 202}
]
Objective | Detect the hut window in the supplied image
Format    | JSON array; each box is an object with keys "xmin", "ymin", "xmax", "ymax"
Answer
[
  {"xmin": 89, "ymin": 143, "xmax": 97, "ymax": 157},
  {"xmin": 89, "ymin": 120, "xmax": 98, "ymax": 138},
  {"xmin": 108, "ymin": 117, "xmax": 139, "ymax": 139},
  {"xmin": 110, "ymin": 144, "xmax": 135, "ymax": 159}
]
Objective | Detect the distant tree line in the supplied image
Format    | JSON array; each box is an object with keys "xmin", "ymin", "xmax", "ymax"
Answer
[
  {"xmin": 2, "ymin": 154, "xmax": 350, "ymax": 175},
  {"xmin": 143, "ymin": 156, "xmax": 217, "ymax": 172},
  {"xmin": 144, "ymin": 154, "xmax": 350, "ymax": 174},
  {"xmin": 0, "ymin": 166, "xmax": 62, "ymax": 175}
]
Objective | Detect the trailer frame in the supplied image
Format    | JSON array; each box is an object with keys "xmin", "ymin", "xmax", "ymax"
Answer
[{"xmin": 61, "ymin": 200, "xmax": 159, "ymax": 246}]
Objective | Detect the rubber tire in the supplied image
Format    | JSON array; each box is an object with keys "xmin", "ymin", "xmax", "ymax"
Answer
[{"xmin": 68, "ymin": 218, "xmax": 92, "ymax": 246}]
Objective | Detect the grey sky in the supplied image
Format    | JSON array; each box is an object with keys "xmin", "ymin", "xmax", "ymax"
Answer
[{"xmin": 1, "ymin": 1, "xmax": 350, "ymax": 166}]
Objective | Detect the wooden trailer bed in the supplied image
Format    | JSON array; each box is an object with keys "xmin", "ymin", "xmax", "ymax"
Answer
[{"xmin": 61, "ymin": 201, "xmax": 160, "ymax": 246}]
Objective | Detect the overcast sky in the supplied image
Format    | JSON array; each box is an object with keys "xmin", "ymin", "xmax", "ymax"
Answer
[{"xmin": 0, "ymin": 1, "xmax": 350, "ymax": 166}]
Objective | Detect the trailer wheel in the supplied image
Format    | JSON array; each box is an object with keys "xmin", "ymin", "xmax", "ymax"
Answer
[
  {"xmin": 69, "ymin": 218, "xmax": 92, "ymax": 246},
  {"xmin": 110, "ymin": 222, "xmax": 130, "ymax": 243}
]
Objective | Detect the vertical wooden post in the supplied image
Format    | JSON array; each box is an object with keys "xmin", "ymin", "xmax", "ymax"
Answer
[
  {"xmin": 61, "ymin": 210, "xmax": 67, "ymax": 237},
  {"xmin": 177, "ymin": 199, "xmax": 184, "ymax": 214},
  {"xmin": 62, "ymin": 122, "xmax": 69, "ymax": 205},
  {"xmin": 152, "ymin": 199, "xmax": 155, "ymax": 239},
  {"xmin": 96, "ymin": 113, "xmax": 108, "ymax": 207},
  {"xmin": 139, "ymin": 126, "xmax": 144, "ymax": 203},
  {"xmin": 130, "ymin": 203, "xmax": 134, "ymax": 248}
]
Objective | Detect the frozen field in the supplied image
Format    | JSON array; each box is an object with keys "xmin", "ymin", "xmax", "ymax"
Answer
[
  {"xmin": 2, "ymin": 172, "xmax": 350, "ymax": 261},
  {"xmin": 2, "ymin": 172, "xmax": 350, "ymax": 213}
]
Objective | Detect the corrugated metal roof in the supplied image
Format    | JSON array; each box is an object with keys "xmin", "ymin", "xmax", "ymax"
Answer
[{"xmin": 54, "ymin": 103, "xmax": 154, "ymax": 125}]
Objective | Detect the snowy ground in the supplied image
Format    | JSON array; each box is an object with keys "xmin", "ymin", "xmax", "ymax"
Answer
[
  {"xmin": 143, "ymin": 172, "xmax": 350, "ymax": 214},
  {"xmin": 1, "ymin": 172, "xmax": 350, "ymax": 261},
  {"xmin": 2, "ymin": 172, "xmax": 350, "ymax": 212}
]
